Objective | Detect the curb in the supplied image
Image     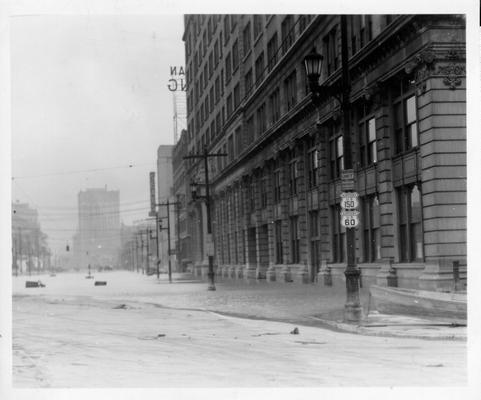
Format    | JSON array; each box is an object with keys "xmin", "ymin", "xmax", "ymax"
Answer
[{"xmin": 309, "ymin": 317, "xmax": 467, "ymax": 341}]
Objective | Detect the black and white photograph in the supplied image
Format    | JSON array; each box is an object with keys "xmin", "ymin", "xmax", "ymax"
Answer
[{"xmin": 1, "ymin": 0, "xmax": 480, "ymax": 399}]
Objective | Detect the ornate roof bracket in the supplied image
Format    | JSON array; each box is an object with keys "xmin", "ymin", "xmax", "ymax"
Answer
[{"xmin": 404, "ymin": 49, "xmax": 436, "ymax": 95}]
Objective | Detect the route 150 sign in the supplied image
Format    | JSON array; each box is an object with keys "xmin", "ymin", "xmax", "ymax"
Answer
[
  {"xmin": 340, "ymin": 192, "xmax": 359, "ymax": 210},
  {"xmin": 340, "ymin": 210, "xmax": 360, "ymax": 228}
]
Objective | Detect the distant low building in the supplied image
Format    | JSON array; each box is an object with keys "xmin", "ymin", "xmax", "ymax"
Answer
[{"xmin": 11, "ymin": 201, "xmax": 50, "ymax": 275}]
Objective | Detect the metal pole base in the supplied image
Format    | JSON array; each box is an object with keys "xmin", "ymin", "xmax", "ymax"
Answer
[
  {"xmin": 344, "ymin": 267, "xmax": 362, "ymax": 323},
  {"xmin": 207, "ymin": 283, "xmax": 216, "ymax": 291},
  {"xmin": 344, "ymin": 304, "xmax": 363, "ymax": 322}
]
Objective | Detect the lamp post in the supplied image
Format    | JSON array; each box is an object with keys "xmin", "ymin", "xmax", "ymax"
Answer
[
  {"xmin": 184, "ymin": 147, "xmax": 227, "ymax": 291},
  {"xmin": 303, "ymin": 15, "xmax": 362, "ymax": 322}
]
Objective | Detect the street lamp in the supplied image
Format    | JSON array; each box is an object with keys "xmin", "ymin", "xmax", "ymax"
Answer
[
  {"xmin": 303, "ymin": 47, "xmax": 323, "ymax": 93},
  {"xmin": 303, "ymin": 16, "xmax": 362, "ymax": 323}
]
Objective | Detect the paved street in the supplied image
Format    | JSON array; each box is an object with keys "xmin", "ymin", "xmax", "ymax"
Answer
[{"xmin": 12, "ymin": 271, "xmax": 466, "ymax": 387}]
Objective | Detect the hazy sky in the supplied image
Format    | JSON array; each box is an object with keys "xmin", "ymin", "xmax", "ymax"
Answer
[{"xmin": 11, "ymin": 13, "xmax": 185, "ymax": 251}]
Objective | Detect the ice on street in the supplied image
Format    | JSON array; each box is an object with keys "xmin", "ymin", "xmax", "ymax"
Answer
[{"xmin": 12, "ymin": 271, "xmax": 466, "ymax": 387}]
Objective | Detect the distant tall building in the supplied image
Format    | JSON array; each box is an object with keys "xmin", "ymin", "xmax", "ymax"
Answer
[
  {"xmin": 156, "ymin": 145, "xmax": 175, "ymax": 270},
  {"xmin": 76, "ymin": 187, "xmax": 120, "ymax": 269}
]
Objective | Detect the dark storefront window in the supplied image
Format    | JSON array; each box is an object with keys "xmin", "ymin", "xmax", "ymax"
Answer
[
  {"xmin": 332, "ymin": 205, "xmax": 346, "ymax": 263},
  {"xmin": 290, "ymin": 216, "xmax": 300, "ymax": 264},
  {"xmin": 398, "ymin": 184, "xmax": 423, "ymax": 262},
  {"xmin": 362, "ymin": 195, "xmax": 381, "ymax": 262},
  {"xmin": 275, "ymin": 220, "xmax": 283, "ymax": 264}
]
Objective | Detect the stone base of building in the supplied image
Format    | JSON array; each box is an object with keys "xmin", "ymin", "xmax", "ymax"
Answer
[
  {"xmin": 418, "ymin": 260, "xmax": 465, "ymax": 292},
  {"xmin": 256, "ymin": 265, "xmax": 268, "ymax": 280},
  {"xmin": 235, "ymin": 265, "xmax": 244, "ymax": 279},
  {"xmin": 266, "ymin": 265, "xmax": 276, "ymax": 282},
  {"xmin": 245, "ymin": 265, "xmax": 257, "ymax": 281}
]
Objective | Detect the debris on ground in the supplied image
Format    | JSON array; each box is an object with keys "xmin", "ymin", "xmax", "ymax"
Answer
[
  {"xmin": 290, "ymin": 327, "xmax": 299, "ymax": 335},
  {"xmin": 113, "ymin": 304, "xmax": 128, "ymax": 309},
  {"xmin": 25, "ymin": 281, "xmax": 45, "ymax": 288}
]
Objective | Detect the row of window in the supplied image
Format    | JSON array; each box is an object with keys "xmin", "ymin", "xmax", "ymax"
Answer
[
  {"xmin": 188, "ymin": 15, "xmax": 313, "ymax": 145},
  {"xmin": 215, "ymin": 183, "xmax": 422, "ymax": 266}
]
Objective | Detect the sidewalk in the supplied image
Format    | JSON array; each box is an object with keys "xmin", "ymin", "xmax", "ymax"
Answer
[{"xmin": 137, "ymin": 273, "xmax": 468, "ymax": 341}]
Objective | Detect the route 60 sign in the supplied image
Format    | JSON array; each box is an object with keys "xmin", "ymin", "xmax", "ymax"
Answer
[
  {"xmin": 340, "ymin": 192, "xmax": 359, "ymax": 209},
  {"xmin": 340, "ymin": 210, "xmax": 360, "ymax": 228}
]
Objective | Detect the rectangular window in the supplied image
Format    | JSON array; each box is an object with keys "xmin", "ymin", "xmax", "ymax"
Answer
[
  {"xmin": 267, "ymin": 33, "xmax": 278, "ymax": 72},
  {"xmin": 225, "ymin": 52, "xmax": 232, "ymax": 83},
  {"xmin": 332, "ymin": 205, "xmax": 346, "ymax": 263},
  {"xmin": 298, "ymin": 15, "xmax": 307, "ymax": 33},
  {"xmin": 323, "ymin": 28, "xmax": 338, "ymax": 76},
  {"xmin": 232, "ymin": 40, "xmax": 239, "ymax": 71},
  {"xmin": 215, "ymin": 76, "xmax": 220, "ymax": 103},
  {"xmin": 214, "ymin": 40, "xmax": 219, "ymax": 65},
  {"xmin": 224, "ymin": 15, "xmax": 230, "ymax": 44},
  {"xmin": 398, "ymin": 185, "xmax": 423, "ymax": 262},
  {"xmin": 235, "ymin": 126, "xmax": 243, "ymax": 156},
  {"xmin": 269, "ymin": 87, "xmax": 281, "ymax": 125},
  {"xmin": 281, "ymin": 15, "xmax": 295, "ymax": 54},
  {"xmin": 233, "ymin": 83, "xmax": 240, "ymax": 110},
  {"xmin": 260, "ymin": 176, "xmax": 268, "ymax": 208},
  {"xmin": 208, "ymin": 52, "xmax": 214, "ymax": 77},
  {"xmin": 290, "ymin": 216, "xmax": 300, "ymax": 264},
  {"xmin": 256, "ymin": 103, "xmax": 266, "ymax": 136},
  {"xmin": 275, "ymin": 220, "xmax": 283, "ymax": 264},
  {"xmin": 307, "ymin": 139, "xmax": 319, "ymax": 189},
  {"xmin": 246, "ymin": 116, "xmax": 254, "ymax": 145},
  {"xmin": 210, "ymin": 87, "xmax": 214, "ymax": 112},
  {"xmin": 310, "ymin": 210, "xmax": 319, "ymax": 237},
  {"xmin": 273, "ymin": 169, "xmax": 282, "ymax": 203},
  {"xmin": 227, "ymin": 93, "xmax": 233, "ymax": 117},
  {"xmin": 358, "ymin": 108, "xmax": 377, "ymax": 167},
  {"xmin": 362, "ymin": 195, "xmax": 381, "ymax": 262},
  {"xmin": 216, "ymin": 113, "xmax": 221, "ymax": 136},
  {"xmin": 329, "ymin": 124, "xmax": 343, "ymax": 179},
  {"xmin": 228, "ymin": 135, "xmax": 234, "ymax": 163},
  {"xmin": 245, "ymin": 68, "xmax": 253, "ymax": 97},
  {"xmin": 210, "ymin": 121, "xmax": 215, "ymax": 142},
  {"xmin": 289, "ymin": 159, "xmax": 298, "ymax": 197},
  {"xmin": 393, "ymin": 81, "xmax": 418, "ymax": 154},
  {"xmin": 284, "ymin": 70, "xmax": 297, "ymax": 111},
  {"xmin": 243, "ymin": 21, "xmax": 251, "ymax": 54},
  {"xmin": 253, "ymin": 15, "xmax": 263, "ymax": 39},
  {"xmin": 255, "ymin": 52, "xmax": 265, "ymax": 84}
]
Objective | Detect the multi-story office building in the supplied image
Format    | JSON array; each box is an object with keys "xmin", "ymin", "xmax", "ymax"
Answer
[
  {"xmin": 172, "ymin": 129, "xmax": 192, "ymax": 271},
  {"xmin": 156, "ymin": 145, "xmax": 177, "ymax": 271},
  {"xmin": 11, "ymin": 201, "xmax": 49, "ymax": 274},
  {"xmin": 178, "ymin": 14, "xmax": 466, "ymax": 290},
  {"xmin": 76, "ymin": 187, "xmax": 121, "ymax": 269}
]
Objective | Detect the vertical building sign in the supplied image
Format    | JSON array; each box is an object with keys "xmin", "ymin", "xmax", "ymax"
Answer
[{"xmin": 149, "ymin": 172, "xmax": 156, "ymax": 217}]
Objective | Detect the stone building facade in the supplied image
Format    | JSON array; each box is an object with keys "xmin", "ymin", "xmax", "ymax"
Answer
[{"xmin": 178, "ymin": 14, "xmax": 466, "ymax": 290}]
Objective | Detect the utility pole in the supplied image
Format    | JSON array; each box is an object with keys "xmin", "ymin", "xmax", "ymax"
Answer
[
  {"xmin": 145, "ymin": 228, "xmax": 151, "ymax": 275},
  {"xmin": 140, "ymin": 231, "xmax": 145, "ymax": 274},
  {"xmin": 176, "ymin": 194, "xmax": 181, "ymax": 272},
  {"xmin": 18, "ymin": 227, "xmax": 22, "ymax": 275},
  {"xmin": 183, "ymin": 147, "xmax": 227, "ymax": 291},
  {"xmin": 156, "ymin": 199, "xmax": 180, "ymax": 284},
  {"xmin": 154, "ymin": 212, "xmax": 161, "ymax": 279}
]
